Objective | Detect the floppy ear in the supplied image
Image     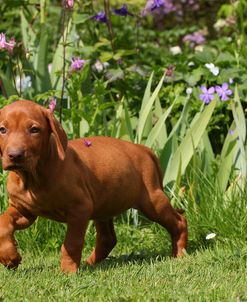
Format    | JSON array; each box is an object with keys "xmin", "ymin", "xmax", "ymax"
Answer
[{"xmin": 44, "ymin": 109, "xmax": 68, "ymax": 161}]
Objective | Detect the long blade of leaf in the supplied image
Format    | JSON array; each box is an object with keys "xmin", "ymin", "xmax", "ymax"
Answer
[
  {"xmin": 217, "ymin": 122, "xmax": 237, "ymax": 192},
  {"xmin": 159, "ymin": 96, "xmax": 190, "ymax": 172},
  {"xmin": 231, "ymin": 86, "xmax": 246, "ymax": 189},
  {"xmin": 140, "ymin": 71, "xmax": 154, "ymax": 114},
  {"xmin": 34, "ymin": 25, "xmax": 51, "ymax": 92},
  {"xmin": 136, "ymin": 74, "xmax": 165, "ymax": 143},
  {"xmin": 145, "ymin": 102, "xmax": 174, "ymax": 148},
  {"xmin": 163, "ymin": 99, "xmax": 216, "ymax": 187}
]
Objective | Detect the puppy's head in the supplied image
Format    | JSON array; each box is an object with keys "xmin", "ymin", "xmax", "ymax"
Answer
[{"xmin": 0, "ymin": 100, "xmax": 67, "ymax": 172}]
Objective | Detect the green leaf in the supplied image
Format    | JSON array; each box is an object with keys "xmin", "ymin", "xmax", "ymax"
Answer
[
  {"xmin": 136, "ymin": 73, "xmax": 165, "ymax": 144},
  {"xmin": 194, "ymin": 47, "xmax": 215, "ymax": 63},
  {"xmin": 124, "ymin": 100, "xmax": 134, "ymax": 142},
  {"xmin": 50, "ymin": 36, "xmax": 64, "ymax": 89},
  {"xmin": 184, "ymin": 67, "xmax": 203, "ymax": 86},
  {"xmin": 154, "ymin": 97, "xmax": 167, "ymax": 148},
  {"xmin": 34, "ymin": 25, "xmax": 51, "ymax": 92},
  {"xmin": 163, "ymin": 99, "xmax": 216, "ymax": 187},
  {"xmin": 20, "ymin": 9, "xmax": 36, "ymax": 51},
  {"xmin": 113, "ymin": 49, "xmax": 136, "ymax": 60},
  {"xmin": 232, "ymin": 85, "xmax": 246, "ymax": 143},
  {"xmin": 200, "ymin": 132, "xmax": 215, "ymax": 175},
  {"xmin": 140, "ymin": 72, "xmax": 154, "ymax": 114},
  {"xmin": 145, "ymin": 102, "xmax": 174, "ymax": 148},
  {"xmin": 51, "ymin": 19, "xmax": 73, "ymax": 90},
  {"xmin": 230, "ymin": 86, "xmax": 246, "ymax": 190},
  {"xmin": 73, "ymin": 13, "xmax": 91, "ymax": 24},
  {"xmin": 99, "ymin": 51, "xmax": 114, "ymax": 62},
  {"xmin": 94, "ymin": 38, "xmax": 111, "ymax": 49},
  {"xmin": 159, "ymin": 96, "xmax": 190, "ymax": 173},
  {"xmin": 217, "ymin": 121, "xmax": 237, "ymax": 192},
  {"xmin": 0, "ymin": 65, "xmax": 17, "ymax": 97},
  {"xmin": 215, "ymin": 52, "xmax": 236, "ymax": 64},
  {"xmin": 112, "ymin": 98, "xmax": 133, "ymax": 141}
]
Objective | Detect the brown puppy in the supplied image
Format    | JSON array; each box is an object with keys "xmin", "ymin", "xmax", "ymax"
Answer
[{"xmin": 0, "ymin": 100, "xmax": 187, "ymax": 273}]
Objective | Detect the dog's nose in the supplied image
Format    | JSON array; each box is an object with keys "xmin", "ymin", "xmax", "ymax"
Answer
[{"xmin": 8, "ymin": 148, "xmax": 25, "ymax": 161}]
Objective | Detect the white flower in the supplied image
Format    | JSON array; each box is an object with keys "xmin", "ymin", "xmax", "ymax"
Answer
[
  {"xmin": 206, "ymin": 233, "xmax": 216, "ymax": 240},
  {"xmin": 188, "ymin": 61, "xmax": 195, "ymax": 67},
  {"xmin": 16, "ymin": 75, "xmax": 32, "ymax": 92},
  {"xmin": 194, "ymin": 45, "xmax": 204, "ymax": 52},
  {"xmin": 205, "ymin": 63, "xmax": 219, "ymax": 76},
  {"xmin": 93, "ymin": 60, "xmax": 109, "ymax": 73},
  {"xmin": 214, "ymin": 19, "xmax": 227, "ymax": 31},
  {"xmin": 169, "ymin": 46, "xmax": 182, "ymax": 55},
  {"xmin": 186, "ymin": 87, "xmax": 193, "ymax": 95}
]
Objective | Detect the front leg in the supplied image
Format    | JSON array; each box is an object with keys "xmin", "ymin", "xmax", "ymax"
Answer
[
  {"xmin": 0, "ymin": 206, "xmax": 36, "ymax": 269},
  {"xmin": 61, "ymin": 211, "xmax": 90, "ymax": 273}
]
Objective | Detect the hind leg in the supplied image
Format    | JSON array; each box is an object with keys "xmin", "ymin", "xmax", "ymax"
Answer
[
  {"xmin": 86, "ymin": 219, "xmax": 117, "ymax": 265},
  {"xmin": 138, "ymin": 190, "xmax": 188, "ymax": 257}
]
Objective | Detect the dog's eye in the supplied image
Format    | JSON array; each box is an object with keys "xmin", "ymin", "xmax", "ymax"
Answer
[
  {"xmin": 30, "ymin": 126, "xmax": 40, "ymax": 134},
  {"xmin": 0, "ymin": 127, "xmax": 7, "ymax": 134}
]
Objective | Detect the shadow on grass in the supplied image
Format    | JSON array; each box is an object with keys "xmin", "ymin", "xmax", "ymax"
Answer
[
  {"xmin": 17, "ymin": 244, "xmax": 203, "ymax": 274},
  {"xmin": 88, "ymin": 239, "xmax": 211, "ymax": 271},
  {"xmin": 81, "ymin": 250, "xmax": 176, "ymax": 273}
]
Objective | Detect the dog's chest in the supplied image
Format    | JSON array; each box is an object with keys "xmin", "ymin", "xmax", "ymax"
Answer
[{"xmin": 8, "ymin": 182, "xmax": 68, "ymax": 222}]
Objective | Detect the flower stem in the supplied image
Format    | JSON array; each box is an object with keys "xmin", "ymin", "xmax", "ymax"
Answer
[
  {"xmin": 60, "ymin": 9, "xmax": 67, "ymax": 123},
  {"xmin": 16, "ymin": 55, "xmax": 22, "ymax": 97},
  {"xmin": 9, "ymin": 57, "xmax": 19, "ymax": 97},
  {"xmin": 104, "ymin": 0, "xmax": 115, "ymax": 53},
  {"xmin": 40, "ymin": 0, "xmax": 46, "ymax": 24}
]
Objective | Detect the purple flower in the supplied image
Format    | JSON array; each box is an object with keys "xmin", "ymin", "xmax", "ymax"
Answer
[
  {"xmin": 83, "ymin": 138, "xmax": 92, "ymax": 147},
  {"xmin": 142, "ymin": 0, "xmax": 175, "ymax": 17},
  {"xmin": 113, "ymin": 4, "xmax": 133, "ymax": 16},
  {"xmin": 0, "ymin": 33, "xmax": 16, "ymax": 54},
  {"xmin": 215, "ymin": 83, "xmax": 232, "ymax": 101},
  {"xmin": 199, "ymin": 86, "xmax": 215, "ymax": 104},
  {"xmin": 5, "ymin": 37, "xmax": 16, "ymax": 54},
  {"xmin": 183, "ymin": 32, "xmax": 206, "ymax": 47},
  {"xmin": 62, "ymin": 0, "xmax": 74, "ymax": 9},
  {"xmin": 188, "ymin": 0, "xmax": 199, "ymax": 10},
  {"xmin": 150, "ymin": 0, "xmax": 165, "ymax": 11},
  {"xmin": 49, "ymin": 97, "xmax": 57, "ymax": 113},
  {"xmin": 229, "ymin": 129, "xmax": 235, "ymax": 136},
  {"xmin": 70, "ymin": 57, "xmax": 85, "ymax": 72},
  {"xmin": 0, "ymin": 33, "xmax": 6, "ymax": 49},
  {"xmin": 92, "ymin": 11, "xmax": 107, "ymax": 23}
]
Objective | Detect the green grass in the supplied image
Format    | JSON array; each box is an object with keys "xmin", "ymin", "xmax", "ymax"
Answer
[
  {"xmin": 1, "ymin": 244, "xmax": 247, "ymax": 301},
  {"xmin": 1, "ymin": 176, "xmax": 247, "ymax": 301}
]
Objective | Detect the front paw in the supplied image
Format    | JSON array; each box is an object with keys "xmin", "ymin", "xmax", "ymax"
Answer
[
  {"xmin": 0, "ymin": 240, "xmax": 22, "ymax": 269},
  {"xmin": 61, "ymin": 245, "xmax": 79, "ymax": 273},
  {"xmin": 0, "ymin": 252, "xmax": 22, "ymax": 269}
]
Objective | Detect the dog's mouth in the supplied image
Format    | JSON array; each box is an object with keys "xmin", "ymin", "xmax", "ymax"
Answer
[
  {"xmin": 3, "ymin": 157, "xmax": 31, "ymax": 172},
  {"xmin": 5, "ymin": 163, "xmax": 26, "ymax": 171}
]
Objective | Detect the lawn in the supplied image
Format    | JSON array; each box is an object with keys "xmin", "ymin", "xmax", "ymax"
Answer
[
  {"xmin": 1, "ymin": 1, "xmax": 247, "ymax": 301},
  {"xmin": 1, "ymin": 174, "xmax": 247, "ymax": 301},
  {"xmin": 1, "ymin": 233, "xmax": 247, "ymax": 302}
]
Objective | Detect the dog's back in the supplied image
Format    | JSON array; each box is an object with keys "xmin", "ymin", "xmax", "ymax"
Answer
[{"xmin": 68, "ymin": 136, "xmax": 163, "ymax": 218}]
